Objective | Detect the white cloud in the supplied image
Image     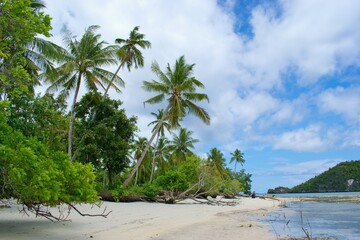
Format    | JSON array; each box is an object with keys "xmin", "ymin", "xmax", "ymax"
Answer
[
  {"xmin": 317, "ymin": 86, "xmax": 360, "ymax": 122},
  {"xmin": 272, "ymin": 125, "xmax": 337, "ymax": 152},
  {"xmin": 240, "ymin": 0, "xmax": 360, "ymax": 89},
  {"xmin": 274, "ymin": 159, "xmax": 342, "ymax": 176}
]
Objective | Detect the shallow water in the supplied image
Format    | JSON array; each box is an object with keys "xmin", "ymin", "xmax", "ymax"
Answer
[
  {"xmin": 263, "ymin": 194, "xmax": 360, "ymax": 240},
  {"xmin": 272, "ymin": 192, "xmax": 360, "ymax": 198}
]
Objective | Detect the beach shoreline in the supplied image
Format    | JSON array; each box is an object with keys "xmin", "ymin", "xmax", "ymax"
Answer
[{"xmin": 0, "ymin": 197, "xmax": 280, "ymax": 240}]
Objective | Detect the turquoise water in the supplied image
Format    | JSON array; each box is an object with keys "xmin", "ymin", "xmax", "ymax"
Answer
[{"xmin": 263, "ymin": 193, "xmax": 360, "ymax": 240}]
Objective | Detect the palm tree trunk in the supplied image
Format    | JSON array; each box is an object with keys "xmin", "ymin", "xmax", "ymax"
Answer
[
  {"xmin": 123, "ymin": 104, "xmax": 170, "ymax": 187},
  {"xmin": 149, "ymin": 133, "xmax": 160, "ymax": 183},
  {"xmin": 135, "ymin": 169, "xmax": 138, "ymax": 186},
  {"xmin": 234, "ymin": 161, "xmax": 237, "ymax": 173},
  {"xmin": 103, "ymin": 60, "xmax": 125, "ymax": 97},
  {"xmin": 68, "ymin": 75, "xmax": 82, "ymax": 159}
]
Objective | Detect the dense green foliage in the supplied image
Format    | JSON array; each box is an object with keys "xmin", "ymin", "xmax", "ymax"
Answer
[
  {"xmin": 0, "ymin": 1, "xmax": 101, "ymax": 215},
  {"xmin": 0, "ymin": 0, "xmax": 51, "ymax": 59},
  {"xmin": 109, "ymin": 150, "xmax": 252, "ymax": 202},
  {"xmin": 0, "ymin": 0, "xmax": 52, "ymax": 101},
  {"xmin": 268, "ymin": 161, "xmax": 360, "ymax": 193},
  {"xmin": 74, "ymin": 92, "xmax": 137, "ymax": 186},
  {"xmin": 7, "ymin": 93, "xmax": 68, "ymax": 151},
  {"xmin": 0, "ymin": 112, "xmax": 98, "ymax": 206}
]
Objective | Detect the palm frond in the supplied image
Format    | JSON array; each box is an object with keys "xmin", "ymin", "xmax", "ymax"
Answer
[
  {"xmin": 142, "ymin": 80, "xmax": 169, "ymax": 93},
  {"xmin": 182, "ymin": 92, "xmax": 209, "ymax": 102},
  {"xmin": 151, "ymin": 61, "xmax": 171, "ymax": 85},
  {"xmin": 183, "ymin": 99, "xmax": 211, "ymax": 125},
  {"xmin": 144, "ymin": 94, "xmax": 165, "ymax": 105}
]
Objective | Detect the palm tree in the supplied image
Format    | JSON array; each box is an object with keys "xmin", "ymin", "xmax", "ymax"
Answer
[
  {"xmin": 230, "ymin": 148, "xmax": 245, "ymax": 172},
  {"xmin": 207, "ymin": 148, "xmax": 227, "ymax": 177},
  {"xmin": 103, "ymin": 26, "xmax": 151, "ymax": 96},
  {"xmin": 132, "ymin": 137, "xmax": 150, "ymax": 185},
  {"xmin": 148, "ymin": 109, "xmax": 171, "ymax": 138},
  {"xmin": 148, "ymin": 109, "xmax": 171, "ymax": 182},
  {"xmin": 123, "ymin": 55, "xmax": 210, "ymax": 187},
  {"xmin": 25, "ymin": 37, "xmax": 64, "ymax": 86},
  {"xmin": 150, "ymin": 136, "xmax": 171, "ymax": 181},
  {"xmin": 0, "ymin": 0, "xmax": 60, "ymax": 90},
  {"xmin": 169, "ymin": 128, "xmax": 199, "ymax": 165},
  {"xmin": 47, "ymin": 25, "xmax": 122, "ymax": 158},
  {"xmin": 30, "ymin": 0, "xmax": 46, "ymax": 11}
]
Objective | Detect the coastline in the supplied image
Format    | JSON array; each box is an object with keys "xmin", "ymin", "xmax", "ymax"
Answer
[{"xmin": 0, "ymin": 197, "xmax": 280, "ymax": 240}]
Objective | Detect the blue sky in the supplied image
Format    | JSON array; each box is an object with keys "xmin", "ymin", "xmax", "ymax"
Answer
[{"xmin": 42, "ymin": 0, "xmax": 360, "ymax": 193}]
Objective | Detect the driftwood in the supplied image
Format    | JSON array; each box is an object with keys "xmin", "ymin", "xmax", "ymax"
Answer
[
  {"xmin": 18, "ymin": 202, "xmax": 111, "ymax": 222},
  {"xmin": 153, "ymin": 172, "xmax": 240, "ymax": 206}
]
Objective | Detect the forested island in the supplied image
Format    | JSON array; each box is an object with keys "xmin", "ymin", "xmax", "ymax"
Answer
[{"xmin": 268, "ymin": 160, "xmax": 360, "ymax": 194}]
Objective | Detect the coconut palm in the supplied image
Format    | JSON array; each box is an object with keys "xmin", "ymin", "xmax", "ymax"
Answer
[
  {"xmin": 151, "ymin": 137, "xmax": 171, "ymax": 180},
  {"xmin": 207, "ymin": 148, "xmax": 227, "ymax": 177},
  {"xmin": 103, "ymin": 26, "xmax": 151, "ymax": 96},
  {"xmin": 169, "ymin": 128, "xmax": 199, "ymax": 165},
  {"xmin": 25, "ymin": 37, "xmax": 64, "ymax": 85},
  {"xmin": 148, "ymin": 109, "xmax": 171, "ymax": 182},
  {"xmin": 123, "ymin": 55, "xmax": 210, "ymax": 187},
  {"xmin": 148, "ymin": 109, "xmax": 171, "ymax": 138},
  {"xmin": 132, "ymin": 137, "xmax": 148, "ymax": 185},
  {"xmin": 230, "ymin": 148, "xmax": 245, "ymax": 172},
  {"xmin": 30, "ymin": 0, "xmax": 46, "ymax": 11},
  {"xmin": 47, "ymin": 25, "xmax": 122, "ymax": 158},
  {"xmin": 0, "ymin": 0, "xmax": 60, "ymax": 89}
]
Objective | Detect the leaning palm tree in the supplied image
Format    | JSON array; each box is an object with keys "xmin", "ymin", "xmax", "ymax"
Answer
[
  {"xmin": 169, "ymin": 128, "xmax": 199, "ymax": 165},
  {"xmin": 47, "ymin": 25, "xmax": 122, "ymax": 158},
  {"xmin": 103, "ymin": 26, "xmax": 151, "ymax": 96},
  {"xmin": 132, "ymin": 137, "xmax": 149, "ymax": 185},
  {"xmin": 148, "ymin": 109, "xmax": 171, "ymax": 182},
  {"xmin": 230, "ymin": 148, "xmax": 245, "ymax": 172},
  {"xmin": 123, "ymin": 55, "xmax": 210, "ymax": 187}
]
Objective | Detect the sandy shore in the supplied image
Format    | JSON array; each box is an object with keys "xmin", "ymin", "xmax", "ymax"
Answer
[{"xmin": 0, "ymin": 198, "xmax": 280, "ymax": 240}]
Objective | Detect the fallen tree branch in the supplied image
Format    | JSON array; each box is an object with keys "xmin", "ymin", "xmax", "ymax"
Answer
[{"xmin": 67, "ymin": 202, "xmax": 112, "ymax": 218}]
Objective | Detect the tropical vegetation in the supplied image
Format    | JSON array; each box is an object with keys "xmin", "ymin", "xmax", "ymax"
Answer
[
  {"xmin": 0, "ymin": 0, "xmax": 253, "ymax": 219},
  {"xmin": 268, "ymin": 160, "xmax": 360, "ymax": 194}
]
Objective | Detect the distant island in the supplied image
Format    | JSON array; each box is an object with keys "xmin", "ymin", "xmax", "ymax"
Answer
[{"xmin": 268, "ymin": 160, "xmax": 360, "ymax": 194}]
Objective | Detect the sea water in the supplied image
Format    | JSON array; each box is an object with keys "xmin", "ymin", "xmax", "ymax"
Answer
[{"xmin": 263, "ymin": 193, "xmax": 360, "ymax": 240}]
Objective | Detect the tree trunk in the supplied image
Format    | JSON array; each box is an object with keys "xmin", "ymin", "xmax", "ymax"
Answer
[
  {"xmin": 149, "ymin": 133, "xmax": 160, "ymax": 183},
  {"xmin": 123, "ymin": 104, "xmax": 171, "ymax": 187},
  {"xmin": 68, "ymin": 75, "xmax": 82, "ymax": 159},
  {"xmin": 103, "ymin": 61, "xmax": 125, "ymax": 97}
]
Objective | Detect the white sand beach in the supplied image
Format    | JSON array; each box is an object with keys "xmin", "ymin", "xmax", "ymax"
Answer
[{"xmin": 0, "ymin": 198, "xmax": 279, "ymax": 240}]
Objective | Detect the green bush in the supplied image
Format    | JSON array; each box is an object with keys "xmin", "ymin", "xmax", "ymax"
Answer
[
  {"xmin": 0, "ymin": 114, "xmax": 99, "ymax": 206},
  {"xmin": 155, "ymin": 170, "xmax": 188, "ymax": 192}
]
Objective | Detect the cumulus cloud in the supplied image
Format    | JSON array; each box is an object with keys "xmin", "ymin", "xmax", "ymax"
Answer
[
  {"xmin": 42, "ymin": 0, "xmax": 360, "ymax": 154},
  {"xmin": 240, "ymin": 0, "xmax": 360, "ymax": 89},
  {"xmin": 272, "ymin": 125, "xmax": 337, "ymax": 152},
  {"xmin": 317, "ymin": 86, "xmax": 360, "ymax": 123}
]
